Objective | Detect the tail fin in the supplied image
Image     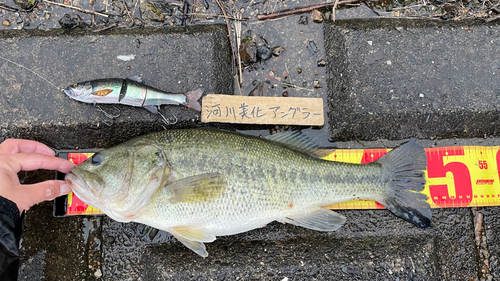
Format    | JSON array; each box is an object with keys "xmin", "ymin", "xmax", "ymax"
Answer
[
  {"xmin": 184, "ymin": 88, "xmax": 204, "ymax": 111},
  {"xmin": 375, "ymin": 139, "xmax": 431, "ymax": 228}
]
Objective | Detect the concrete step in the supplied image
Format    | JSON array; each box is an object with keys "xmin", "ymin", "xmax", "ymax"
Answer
[
  {"xmin": 326, "ymin": 19, "xmax": 500, "ymax": 141},
  {"xmin": 0, "ymin": 25, "xmax": 233, "ymax": 149}
]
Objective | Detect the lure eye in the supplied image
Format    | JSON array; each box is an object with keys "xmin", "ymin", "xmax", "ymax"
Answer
[
  {"xmin": 91, "ymin": 154, "xmax": 103, "ymax": 165},
  {"xmin": 73, "ymin": 84, "xmax": 78, "ymax": 88}
]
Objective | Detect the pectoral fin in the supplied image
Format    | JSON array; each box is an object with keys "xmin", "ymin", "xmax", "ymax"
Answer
[
  {"xmin": 168, "ymin": 173, "xmax": 226, "ymax": 203},
  {"xmin": 170, "ymin": 226, "xmax": 216, "ymax": 257},
  {"xmin": 144, "ymin": 105, "xmax": 159, "ymax": 114},
  {"xmin": 285, "ymin": 209, "xmax": 346, "ymax": 231}
]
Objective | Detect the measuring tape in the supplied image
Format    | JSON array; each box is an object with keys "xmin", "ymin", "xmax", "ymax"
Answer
[{"xmin": 62, "ymin": 145, "xmax": 500, "ymax": 215}]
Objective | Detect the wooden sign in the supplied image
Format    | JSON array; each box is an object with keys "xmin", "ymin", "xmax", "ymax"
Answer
[{"xmin": 201, "ymin": 94, "xmax": 324, "ymax": 126}]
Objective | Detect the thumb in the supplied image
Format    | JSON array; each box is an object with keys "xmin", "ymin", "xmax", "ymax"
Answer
[{"xmin": 15, "ymin": 180, "xmax": 71, "ymax": 212}]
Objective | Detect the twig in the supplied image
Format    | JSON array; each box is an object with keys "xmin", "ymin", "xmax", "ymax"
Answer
[
  {"xmin": 486, "ymin": 13, "xmax": 500, "ymax": 22},
  {"xmin": 122, "ymin": 0, "xmax": 132, "ymax": 18},
  {"xmin": 0, "ymin": 2, "xmax": 34, "ymax": 12},
  {"xmin": 43, "ymin": 0, "xmax": 109, "ymax": 17},
  {"xmin": 234, "ymin": 12, "xmax": 243, "ymax": 87},
  {"xmin": 332, "ymin": 0, "xmax": 339, "ymax": 21},
  {"xmin": 92, "ymin": 22, "xmax": 120, "ymax": 32},
  {"xmin": 391, "ymin": 3, "xmax": 427, "ymax": 10},
  {"xmin": 282, "ymin": 82, "xmax": 314, "ymax": 92},
  {"xmin": 0, "ymin": 3, "xmax": 18, "ymax": 12},
  {"xmin": 257, "ymin": 0, "xmax": 362, "ymax": 20},
  {"xmin": 215, "ymin": 0, "xmax": 236, "ymax": 74},
  {"xmin": 183, "ymin": 12, "xmax": 251, "ymax": 20},
  {"xmin": 191, "ymin": 0, "xmax": 197, "ymax": 23},
  {"xmin": 131, "ymin": 0, "xmax": 140, "ymax": 19}
]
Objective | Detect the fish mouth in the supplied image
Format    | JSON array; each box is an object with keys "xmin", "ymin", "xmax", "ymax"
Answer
[
  {"xmin": 63, "ymin": 88, "xmax": 75, "ymax": 98},
  {"xmin": 65, "ymin": 170, "xmax": 98, "ymax": 205}
]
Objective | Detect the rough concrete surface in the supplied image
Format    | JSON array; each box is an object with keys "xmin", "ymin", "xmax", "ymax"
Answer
[
  {"xmin": 326, "ymin": 19, "xmax": 500, "ymax": 141},
  {"xmin": 0, "ymin": 16, "xmax": 498, "ymax": 281},
  {"xmin": 0, "ymin": 24, "xmax": 233, "ymax": 148}
]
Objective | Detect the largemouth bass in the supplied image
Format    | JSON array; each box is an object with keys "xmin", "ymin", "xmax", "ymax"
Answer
[
  {"xmin": 65, "ymin": 129, "xmax": 430, "ymax": 257},
  {"xmin": 63, "ymin": 76, "xmax": 203, "ymax": 113}
]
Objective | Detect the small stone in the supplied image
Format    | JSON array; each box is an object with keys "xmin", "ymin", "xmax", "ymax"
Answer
[
  {"xmin": 2, "ymin": 19, "xmax": 10, "ymax": 27},
  {"xmin": 307, "ymin": 41, "xmax": 318, "ymax": 55},
  {"xmin": 59, "ymin": 14, "xmax": 79, "ymax": 30},
  {"xmin": 45, "ymin": 13, "xmax": 51, "ymax": 20},
  {"xmin": 317, "ymin": 59, "xmax": 327, "ymax": 67},
  {"xmin": 257, "ymin": 45, "xmax": 273, "ymax": 61},
  {"xmin": 297, "ymin": 68, "xmax": 302, "ymax": 74},
  {"xmin": 94, "ymin": 268, "xmax": 102, "ymax": 278},
  {"xmin": 311, "ymin": 9, "xmax": 324, "ymax": 23},
  {"xmin": 272, "ymin": 46, "xmax": 285, "ymax": 57},
  {"xmin": 298, "ymin": 15, "xmax": 308, "ymax": 25},
  {"xmin": 282, "ymin": 91, "xmax": 289, "ymax": 97},
  {"xmin": 283, "ymin": 71, "xmax": 289, "ymax": 78},
  {"xmin": 314, "ymin": 81, "xmax": 322, "ymax": 88}
]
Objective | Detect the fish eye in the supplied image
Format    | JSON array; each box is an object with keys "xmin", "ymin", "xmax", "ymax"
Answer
[
  {"xmin": 91, "ymin": 154, "xmax": 103, "ymax": 165},
  {"xmin": 73, "ymin": 84, "xmax": 78, "ymax": 88}
]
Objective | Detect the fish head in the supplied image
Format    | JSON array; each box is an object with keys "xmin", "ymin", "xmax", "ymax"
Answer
[
  {"xmin": 63, "ymin": 82, "xmax": 93, "ymax": 100},
  {"xmin": 65, "ymin": 140, "xmax": 171, "ymax": 221}
]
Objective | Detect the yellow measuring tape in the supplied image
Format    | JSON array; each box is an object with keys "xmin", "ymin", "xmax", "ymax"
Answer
[
  {"xmin": 323, "ymin": 146, "xmax": 500, "ymax": 210},
  {"xmin": 64, "ymin": 145, "xmax": 500, "ymax": 215}
]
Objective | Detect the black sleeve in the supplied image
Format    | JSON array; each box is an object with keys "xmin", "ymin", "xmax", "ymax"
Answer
[{"xmin": 0, "ymin": 196, "xmax": 23, "ymax": 281}]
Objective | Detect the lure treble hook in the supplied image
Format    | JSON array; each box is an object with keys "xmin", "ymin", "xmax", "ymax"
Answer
[{"xmin": 157, "ymin": 106, "xmax": 178, "ymax": 126}]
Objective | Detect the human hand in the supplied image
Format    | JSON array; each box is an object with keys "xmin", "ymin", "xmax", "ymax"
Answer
[{"xmin": 0, "ymin": 139, "xmax": 75, "ymax": 214}]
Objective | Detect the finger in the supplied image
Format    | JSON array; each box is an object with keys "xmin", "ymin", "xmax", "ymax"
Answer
[
  {"xmin": 1, "ymin": 153, "xmax": 75, "ymax": 173},
  {"xmin": 14, "ymin": 180, "xmax": 69, "ymax": 211},
  {"xmin": 0, "ymin": 139, "xmax": 55, "ymax": 156}
]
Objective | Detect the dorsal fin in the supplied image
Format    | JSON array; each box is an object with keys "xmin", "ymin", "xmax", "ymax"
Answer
[
  {"xmin": 264, "ymin": 131, "xmax": 334, "ymax": 158},
  {"xmin": 127, "ymin": 75, "xmax": 143, "ymax": 83}
]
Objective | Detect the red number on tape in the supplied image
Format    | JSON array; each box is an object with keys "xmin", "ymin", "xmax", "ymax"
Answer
[{"xmin": 427, "ymin": 147, "xmax": 473, "ymax": 207}]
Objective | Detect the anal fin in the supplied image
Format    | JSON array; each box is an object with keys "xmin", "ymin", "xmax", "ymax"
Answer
[
  {"xmin": 169, "ymin": 226, "xmax": 216, "ymax": 258},
  {"xmin": 285, "ymin": 209, "xmax": 346, "ymax": 232}
]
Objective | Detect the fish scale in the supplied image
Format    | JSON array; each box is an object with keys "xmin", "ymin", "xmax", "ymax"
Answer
[{"xmin": 66, "ymin": 128, "xmax": 430, "ymax": 257}]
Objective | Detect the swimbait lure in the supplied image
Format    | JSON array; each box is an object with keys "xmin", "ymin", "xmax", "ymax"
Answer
[{"xmin": 63, "ymin": 76, "xmax": 203, "ymax": 113}]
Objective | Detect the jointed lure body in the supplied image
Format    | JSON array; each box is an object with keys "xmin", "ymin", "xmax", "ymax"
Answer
[{"xmin": 63, "ymin": 76, "xmax": 203, "ymax": 113}]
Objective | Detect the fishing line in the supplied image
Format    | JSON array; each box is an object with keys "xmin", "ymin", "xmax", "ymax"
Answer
[{"xmin": 0, "ymin": 55, "xmax": 63, "ymax": 92}]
